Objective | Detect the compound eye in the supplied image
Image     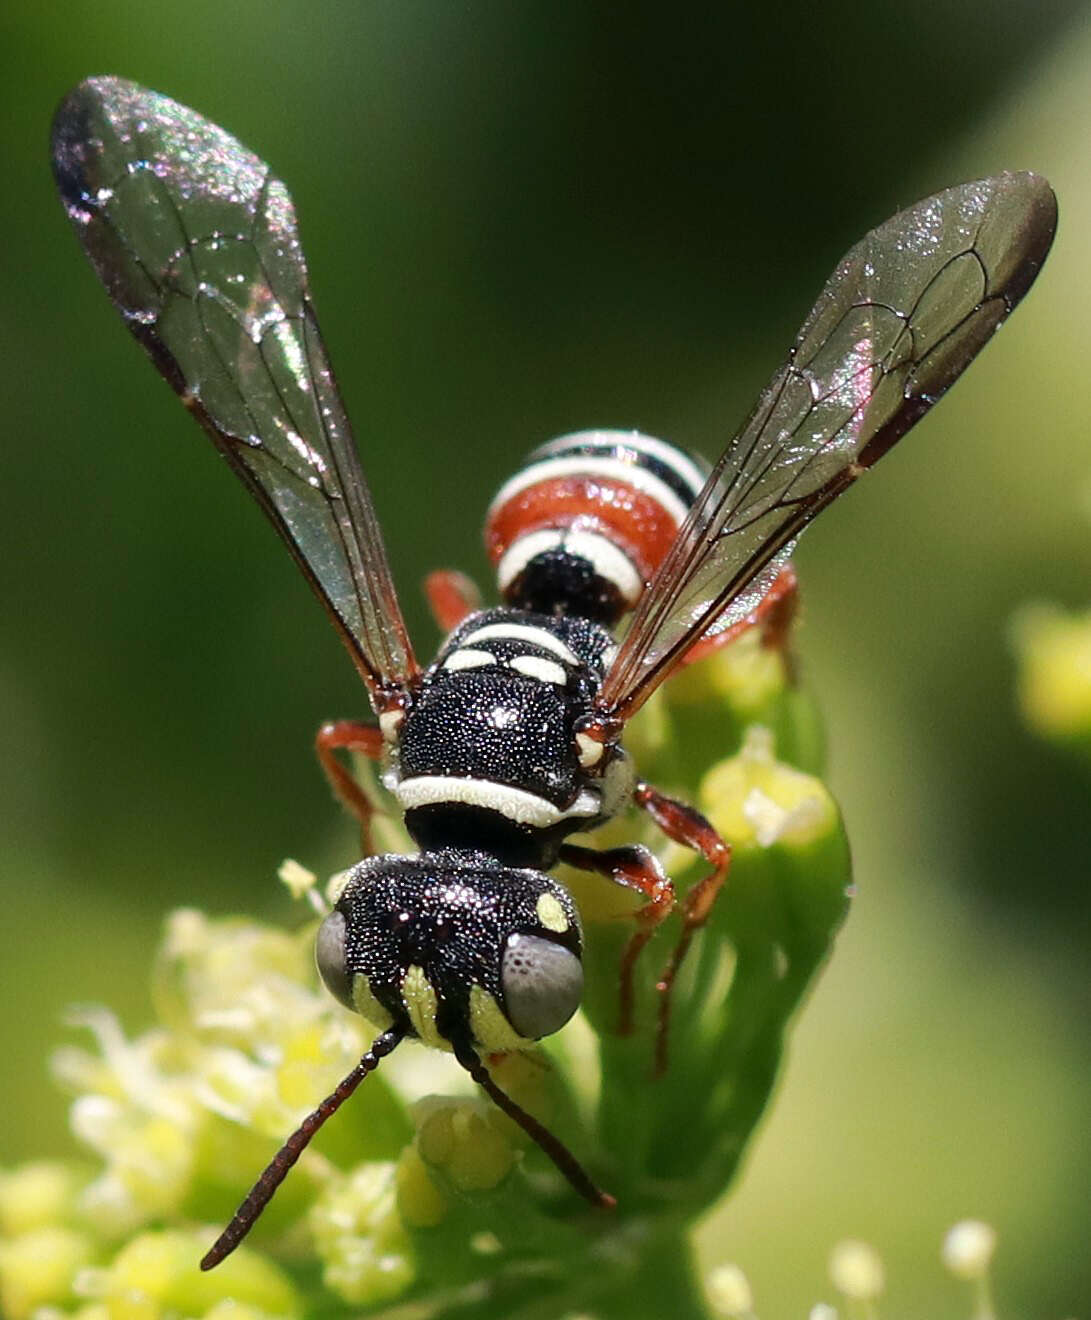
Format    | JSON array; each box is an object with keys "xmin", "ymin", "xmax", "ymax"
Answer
[
  {"xmin": 315, "ymin": 909, "xmax": 354, "ymax": 1010},
  {"xmin": 501, "ymin": 933, "xmax": 583, "ymax": 1040}
]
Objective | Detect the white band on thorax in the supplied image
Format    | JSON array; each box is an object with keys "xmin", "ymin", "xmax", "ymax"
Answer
[
  {"xmin": 394, "ymin": 775, "xmax": 601, "ymax": 827},
  {"xmin": 459, "ymin": 621, "xmax": 580, "ymax": 666}
]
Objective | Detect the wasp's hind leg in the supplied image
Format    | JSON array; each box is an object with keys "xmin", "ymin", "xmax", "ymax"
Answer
[
  {"xmin": 680, "ymin": 562, "xmax": 798, "ymax": 669},
  {"xmin": 556, "ymin": 842, "xmax": 675, "ymax": 1038},
  {"xmin": 424, "ymin": 569, "xmax": 482, "ymax": 632},
  {"xmin": 633, "ymin": 781, "xmax": 731, "ymax": 1076},
  {"xmin": 315, "ymin": 721, "xmax": 386, "ymax": 854}
]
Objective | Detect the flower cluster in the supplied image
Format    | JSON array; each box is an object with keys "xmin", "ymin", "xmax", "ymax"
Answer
[{"xmin": 2, "ymin": 629, "xmax": 853, "ymax": 1318}]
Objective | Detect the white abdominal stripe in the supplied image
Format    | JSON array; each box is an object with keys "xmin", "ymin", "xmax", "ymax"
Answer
[
  {"xmin": 394, "ymin": 775, "xmax": 602, "ymax": 828},
  {"xmin": 488, "ymin": 430, "xmax": 709, "ymax": 606},
  {"xmin": 489, "ymin": 453, "xmax": 691, "ymax": 528},
  {"xmin": 496, "ymin": 528, "xmax": 643, "ymax": 605},
  {"xmin": 527, "ymin": 429, "xmax": 709, "ymax": 502}
]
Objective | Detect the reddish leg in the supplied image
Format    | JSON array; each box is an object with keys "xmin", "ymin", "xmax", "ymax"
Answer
[
  {"xmin": 557, "ymin": 842, "xmax": 675, "ymax": 1036},
  {"xmin": 315, "ymin": 720, "xmax": 385, "ymax": 853},
  {"xmin": 634, "ymin": 781, "xmax": 731, "ymax": 1075},
  {"xmin": 425, "ymin": 569, "xmax": 482, "ymax": 633},
  {"xmin": 680, "ymin": 562, "xmax": 798, "ymax": 667}
]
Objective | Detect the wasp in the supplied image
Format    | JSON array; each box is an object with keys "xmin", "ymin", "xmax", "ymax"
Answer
[{"xmin": 51, "ymin": 77, "xmax": 1056, "ymax": 1268}]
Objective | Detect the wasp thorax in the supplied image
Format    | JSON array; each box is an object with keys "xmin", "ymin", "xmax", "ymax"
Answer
[{"xmin": 316, "ymin": 848, "xmax": 583, "ymax": 1053}]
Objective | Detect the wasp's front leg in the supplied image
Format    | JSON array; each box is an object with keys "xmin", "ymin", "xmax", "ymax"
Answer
[{"xmin": 315, "ymin": 720, "xmax": 386, "ymax": 854}]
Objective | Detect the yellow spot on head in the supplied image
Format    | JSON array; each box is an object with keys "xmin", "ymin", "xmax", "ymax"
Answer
[
  {"xmin": 401, "ymin": 965, "xmax": 448, "ymax": 1051},
  {"xmin": 469, "ymin": 984, "xmax": 531, "ymax": 1052},
  {"xmin": 351, "ymin": 973, "xmax": 394, "ymax": 1033},
  {"xmin": 535, "ymin": 892, "xmax": 568, "ymax": 933}
]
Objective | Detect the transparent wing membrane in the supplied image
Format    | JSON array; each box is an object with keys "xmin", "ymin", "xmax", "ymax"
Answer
[
  {"xmin": 596, "ymin": 173, "xmax": 1056, "ymax": 719},
  {"xmin": 51, "ymin": 77, "xmax": 418, "ymax": 699}
]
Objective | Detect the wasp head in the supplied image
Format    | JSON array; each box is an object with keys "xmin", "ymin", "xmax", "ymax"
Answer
[{"xmin": 316, "ymin": 848, "xmax": 584, "ymax": 1053}]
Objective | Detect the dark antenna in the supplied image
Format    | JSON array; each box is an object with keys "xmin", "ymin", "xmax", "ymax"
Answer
[
  {"xmin": 451, "ymin": 1037, "xmax": 616, "ymax": 1210},
  {"xmin": 200, "ymin": 1026, "xmax": 405, "ymax": 1270}
]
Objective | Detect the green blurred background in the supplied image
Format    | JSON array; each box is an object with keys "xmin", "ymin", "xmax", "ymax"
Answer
[{"xmin": 3, "ymin": 2, "xmax": 1089, "ymax": 1314}]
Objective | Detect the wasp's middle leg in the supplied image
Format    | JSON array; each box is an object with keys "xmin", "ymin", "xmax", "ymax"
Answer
[{"xmin": 633, "ymin": 780, "xmax": 731, "ymax": 1075}]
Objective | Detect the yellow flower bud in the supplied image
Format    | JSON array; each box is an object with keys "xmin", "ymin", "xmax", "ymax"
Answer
[{"xmin": 0, "ymin": 1225, "xmax": 93, "ymax": 1319}]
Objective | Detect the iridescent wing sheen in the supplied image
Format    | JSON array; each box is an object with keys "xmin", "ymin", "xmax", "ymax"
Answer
[
  {"xmin": 595, "ymin": 172, "xmax": 1057, "ymax": 722},
  {"xmin": 51, "ymin": 77, "xmax": 419, "ymax": 701}
]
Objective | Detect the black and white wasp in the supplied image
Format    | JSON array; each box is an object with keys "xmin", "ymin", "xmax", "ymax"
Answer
[{"xmin": 51, "ymin": 77, "xmax": 1056, "ymax": 1268}]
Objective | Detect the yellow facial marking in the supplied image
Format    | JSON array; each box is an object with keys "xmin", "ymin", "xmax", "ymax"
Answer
[
  {"xmin": 351, "ymin": 973, "xmax": 394, "ymax": 1033},
  {"xmin": 401, "ymin": 965, "xmax": 449, "ymax": 1051},
  {"xmin": 535, "ymin": 892, "xmax": 568, "ymax": 933},
  {"xmin": 469, "ymin": 984, "xmax": 532, "ymax": 1052}
]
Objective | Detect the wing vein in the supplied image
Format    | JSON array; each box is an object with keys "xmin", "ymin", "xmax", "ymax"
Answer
[{"xmin": 595, "ymin": 172, "xmax": 1057, "ymax": 720}]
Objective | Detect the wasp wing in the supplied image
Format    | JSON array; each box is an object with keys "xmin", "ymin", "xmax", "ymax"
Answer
[
  {"xmin": 595, "ymin": 172, "xmax": 1056, "ymax": 722},
  {"xmin": 51, "ymin": 77, "xmax": 419, "ymax": 701}
]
